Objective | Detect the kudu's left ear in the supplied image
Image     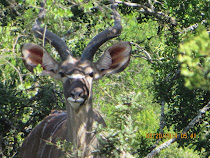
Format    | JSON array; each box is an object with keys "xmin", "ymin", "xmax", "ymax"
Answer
[
  {"xmin": 22, "ymin": 43, "xmax": 60, "ymax": 79},
  {"xmin": 95, "ymin": 41, "xmax": 131, "ymax": 79}
]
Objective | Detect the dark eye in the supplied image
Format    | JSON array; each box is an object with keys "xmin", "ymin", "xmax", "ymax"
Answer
[
  {"xmin": 59, "ymin": 72, "xmax": 65, "ymax": 78},
  {"xmin": 89, "ymin": 72, "xmax": 94, "ymax": 77}
]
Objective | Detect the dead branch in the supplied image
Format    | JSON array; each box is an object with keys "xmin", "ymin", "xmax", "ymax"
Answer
[
  {"xmin": 115, "ymin": 0, "xmax": 176, "ymax": 26},
  {"xmin": 130, "ymin": 42, "xmax": 154, "ymax": 62},
  {"xmin": 145, "ymin": 101, "xmax": 210, "ymax": 158}
]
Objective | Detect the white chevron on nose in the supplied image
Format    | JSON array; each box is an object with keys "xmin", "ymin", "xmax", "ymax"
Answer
[{"xmin": 67, "ymin": 74, "xmax": 85, "ymax": 79}]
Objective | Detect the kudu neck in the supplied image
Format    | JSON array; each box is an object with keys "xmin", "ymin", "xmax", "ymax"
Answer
[{"xmin": 66, "ymin": 96, "xmax": 94, "ymax": 149}]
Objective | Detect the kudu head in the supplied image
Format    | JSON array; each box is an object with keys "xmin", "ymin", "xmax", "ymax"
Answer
[
  {"xmin": 20, "ymin": 1, "xmax": 132, "ymax": 157},
  {"xmin": 21, "ymin": 0, "xmax": 131, "ymax": 113},
  {"xmin": 22, "ymin": 41, "xmax": 131, "ymax": 112}
]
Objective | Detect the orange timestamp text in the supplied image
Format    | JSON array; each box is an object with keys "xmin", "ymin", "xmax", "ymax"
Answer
[{"xmin": 146, "ymin": 133, "xmax": 196, "ymax": 139}]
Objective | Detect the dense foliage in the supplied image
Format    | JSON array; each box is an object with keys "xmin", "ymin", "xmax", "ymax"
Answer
[{"xmin": 0, "ymin": 0, "xmax": 209, "ymax": 157}]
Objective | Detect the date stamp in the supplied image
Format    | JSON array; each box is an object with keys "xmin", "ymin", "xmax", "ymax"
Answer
[{"xmin": 146, "ymin": 133, "xmax": 196, "ymax": 139}]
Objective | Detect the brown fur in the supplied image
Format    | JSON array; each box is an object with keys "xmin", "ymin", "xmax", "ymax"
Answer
[
  {"xmin": 20, "ymin": 110, "xmax": 106, "ymax": 158},
  {"xmin": 19, "ymin": 41, "xmax": 131, "ymax": 158}
]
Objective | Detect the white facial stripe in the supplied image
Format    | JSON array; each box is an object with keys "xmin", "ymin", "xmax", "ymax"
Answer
[
  {"xmin": 85, "ymin": 67, "xmax": 93, "ymax": 74},
  {"xmin": 67, "ymin": 74, "xmax": 85, "ymax": 79},
  {"xmin": 94, "ymin": 73, "xmax": 100, "ymax": 79}
]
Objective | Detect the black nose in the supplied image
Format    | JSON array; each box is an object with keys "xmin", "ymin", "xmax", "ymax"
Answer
[{"xmin": 70, "ymin": 90, "xmax": 82, "ymax": 99}]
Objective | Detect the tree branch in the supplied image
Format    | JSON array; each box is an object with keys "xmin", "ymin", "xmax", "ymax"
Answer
[
  {"xmin": 159, "ymin": 101, "xmax": 165, "ymax": 134},
  {"xmin": 130, "ymin": 42, "xmax": 153, "ymax": 62},
  {"xmin": 145, "ymin": 101, "xmax": 210, "ymax": 158},
  {"xmin": 115, "ymin": 0, "xmax": 176, "ymax": 25},
  {"xmin": 179, "ymin": 20, "xmax": 207, "ymax": 34},
  {"xmin": 4, "ymin": 59, "xmax": 23, "ymax": 84},
  {"xmin": 6, "ymin": 0, "xmax": 21, "ymax": 16}
]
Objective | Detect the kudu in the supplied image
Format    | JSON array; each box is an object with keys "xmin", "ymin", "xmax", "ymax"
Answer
[{"xmin": 19, "ymin": 0, "xmax": 131, "ymax": 157}]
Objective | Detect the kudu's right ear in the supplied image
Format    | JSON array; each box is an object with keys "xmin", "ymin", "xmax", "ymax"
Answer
[
  {"xmin": 22, "ymin": 43, "xmax": 60, "ymax": 79},
  {"xmin": 94, "ymin": 41, "xmax": 131, "ymax": 79}
]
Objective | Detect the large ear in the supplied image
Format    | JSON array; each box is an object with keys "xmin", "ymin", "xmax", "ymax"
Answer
[
  {"xmin": 21, "ymin": 43, "xmax": 59, "ymax": 78},
  {"xmin": 95, "ymin": 41, "xmax": 131, "ymax": 79}
]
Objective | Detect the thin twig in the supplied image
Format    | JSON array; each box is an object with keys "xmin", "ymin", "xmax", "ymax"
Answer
[
  {"xmin": 6, "ymin": 0, "xmax": 21, "ymax": 16},
  {"xmin": 99, "ymin": 87, "xmax": 114, "ymax": 100},
  {"xmin": 4, "ymin": 59, "xmax": 23, "ymax": 84},
  {"xmin": 130, "ymin": 42, "xmax": 153, "ymax": 62},
  {"xmin": 13, "ymin": 35, "xmax": 24, "ymax": 55},
  {"xmin": 159, "ymin": 101, "xmax": 165, "ymax": 134}
]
